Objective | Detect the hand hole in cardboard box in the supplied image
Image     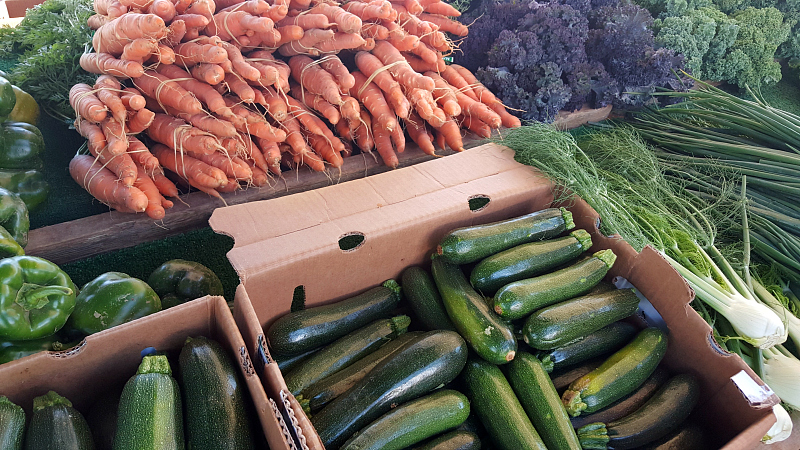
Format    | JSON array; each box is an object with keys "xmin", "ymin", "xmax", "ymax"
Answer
[
  {"xmin": 468, "ymin": 195, "xmax": 490, "ymax": 212},
  {"xmin": 338, "ymin": 232, "xmax": 365, "ymax": 252}
]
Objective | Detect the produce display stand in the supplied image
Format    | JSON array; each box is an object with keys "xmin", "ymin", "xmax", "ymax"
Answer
[{"xmin": 211, "ymin": 142, "xmax": 786, "ymax": 450}]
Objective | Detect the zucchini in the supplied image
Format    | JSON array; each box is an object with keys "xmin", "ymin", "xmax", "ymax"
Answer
[
  {"xmin": 550, "ymin": 359, "xmax": 605, "ymax": 393},
  {"xmin": 493, "ymin": 249, "xmax": 617, "ymax": 320},
  {"xmin": 0, "ymin": 396, "xmax": 24, "ymax": 450},
  {"xmin": 275, "ymin": 347, "xmax": 318, "ymax": 373},
  {"xmin": 340, "ymin": 390, "xmax": 470, "ymax": 450},
  {"xmin": 311, "ymin": 330, "xmax": 468, "ymax": 448},
  {"xmin": 413, "ymin": 430, "xmax": 481, "ymax": 450},
  {"xmin": 431, "ymin": 257, "xmax": 516, "ymax": 365},
  {"xmin": 437, "ymin": 208, "xmax": 575, "ymax": 265},
  {"xmin": 562, "ymin": 327, "xmax": 668, "ymax": 417},
  {"xmin": 178, "ymin": 336, "xmax": 254, "ymax": 450},
  {"xmin": 577, "ymin": 374, "xmax": 699, "ymax": 450},
  {"xmin": 570, "ymin": 367, "xmax": 668, "ymax": 429},
  {"xmin": 113, "ymin": 355, "xmax": 184, "ymax": 450},
  {"xmin": 267, "ymin": 280, "xmax": 402, "ymax": 356},
  {"xmin": 522, "ymin": 289, "xmax": 640, "ymax": 350},
  {"xmin": 506, "ymin": 353, "xmax": 581, "ymax": 450},
  {"xmin": 302, "ymin": 331, "xmax": 423, "ymax": 413},
  {"xmin": 537, "ymin": 322, "xmax": 638, "ymax": 373},
  {"xmin": 24, "ymin": 391, "xmax": 94, "ymax": 450},
  {"xmin": 638, "ymin": 424, "xmax": 707, "ymax": 450},
  {"xmin": 460, "ymin": 357, "xmax": 547, "ymax": 450},
  {"xmin": 471, "ymin": 230, "xmax": 592, "ymax": 294},
  {"xmin": 286, "ymin": 315, "xmax": 410, "ymax": 396},
  {"xmin": 402, "ymin": 266, "xmax": 456, "ymax": 331}
]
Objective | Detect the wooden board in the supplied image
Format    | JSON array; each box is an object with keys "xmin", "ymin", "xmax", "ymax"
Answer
[{"xmin": 26, "ymin": 139, "xmax": 484, "ymax": 265}]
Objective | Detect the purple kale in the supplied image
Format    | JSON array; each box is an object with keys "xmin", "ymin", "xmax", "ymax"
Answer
[
  {"xmin": 455, "ymin": 1, "xmax": 531, "ymax": 71},
  {"xmin": 518, "ymin": 2, "xmax": 589, "ymax": 74}
]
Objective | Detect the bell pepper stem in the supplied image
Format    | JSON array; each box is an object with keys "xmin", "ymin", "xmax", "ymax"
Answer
[{"xmin": 15, "ymin": 283, "xmax": 73, "ymax": 310}]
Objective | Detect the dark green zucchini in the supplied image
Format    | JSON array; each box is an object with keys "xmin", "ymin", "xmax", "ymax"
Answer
[
  {"xmin": 267, "ymin": 280, "xmax": 402, "ymax": 356},
  {"xmin": 275, "ymin": 347, "xmax": 318, "ymax": 373},
  {"xmin": 562, "ymin": 327, "xmax": 668, "ymax": 417},
  {"xmin": 311, "ymin": 330, "xmax": 468, "ymax": 448},
  {"xmin": 24, "ymin": 391, "xmax": 94, "ymax": 450},
  {"xmin": 537, "ymin": 322, "xmax": 639, "ymax": 373},
  {"xmin": 114, "ymin": 355, "xmax": 184, "ymax": 450},
  {"xmin": 570, "ymin": 367, "xmax": 669, "ymax": 429},
  {"xmin": 471, "ymin": 229, "xmax": 592, "ymax": 294},
  {"xmin": 341, "ymin": 390, "xmax": 470, "ymax": 450},
  {"xmin": 302, "ymin": 331, "xmax": 423, "ymax": 413},
  {"xmin": 412, "ymin": 430, "xmax": 481, "ymax": 450},
  {"xmin": 0, "ymin": 396, "xmax": 24, "ymax": 450},
  {"xmin": 506, "ymin": 352, "xmax": 581, "ymax": 450},
  {"xmin": 286, "ymin": 315, "xmax": 410, "ymax": 396},
  {"xmin": 460, "ymin": 357, "xmax": 547, "ymax": 450},
  {"xmin": 437, "ymin": 208, "xmax": 575, "ymax": 265},
  {"xmin": 577, "ymin": 374, "xmax": 700, "ymax": 450},
  {"xmin": 550, "ymin": 359, "xmax": 605, "ymax": 394},
  {"xmin": 493, "ymin": 249, "xmax": 617, "ymax": 320},
  {"xmin": 179, "ymin": 336, "xmax": 254, "ymax": 449},
  {"xmin": 638, "ymin": 424, "xmax": 707, "ymax": 450},
  {"xmin": 402, "ymin": 266, "xmax": 456, "ymax": 331},
  {"xmin": 522, "ymin": 289, "xmax": 640, "ymax": 350},
  {"xmin": 431, "ymin": 257, "xmax": 516, "ymax": 365}
]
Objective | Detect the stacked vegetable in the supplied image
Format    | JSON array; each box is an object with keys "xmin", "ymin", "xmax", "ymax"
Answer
[
  {"xmin": 0, "ymin": 336, "xmax": 257, "ymax": 450},
  {"xmin": 268, "ymin": 209, "xmax": 704, "ymax": 450},
  {"xmin": 66, "ymin": 0, "xmax": 519, "ymax": 219}
]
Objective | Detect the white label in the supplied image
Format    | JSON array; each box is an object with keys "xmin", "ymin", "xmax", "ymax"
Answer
[{"xmin": 731, "ymin": 370, "xmax": 775, "ymax": 405}]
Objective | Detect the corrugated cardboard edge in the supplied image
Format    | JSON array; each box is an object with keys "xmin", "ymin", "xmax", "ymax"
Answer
[{"xmin": 213, "ymin": 143, "xmax": 779, "ymax": 449}]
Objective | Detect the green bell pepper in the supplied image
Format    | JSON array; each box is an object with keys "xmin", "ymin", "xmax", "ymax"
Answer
[
  {"xmin": 0, "ymin": 77, "xmax": 17, "ymax": 118},
  {"xmin": 64, "ymin": 272, "xmax": 161, "ymax": 338},
  {"xmin": 0, "ymin": 226, "xmax": 24, "ymax": 258},
  {"xmin": 0, "ymin": 334, "xmax": 76, "ymax": 364},
  {"xmin": 0, "ymin": 121, "xmax": 44, "ymax": 170},
  {"xmin": 0, "ymin": 256, "xmax": 77, "ymax": 341},
  {"xmin": 147, "ymin": 259, "xmax": 224, "ymax": 309},
  {"xmin": 0, "ymin": 169, "xmax": 48, "ymax": 210},
  {"xmin": 0, "ymin": 187, "xmax": 29, "ymax": 247}
]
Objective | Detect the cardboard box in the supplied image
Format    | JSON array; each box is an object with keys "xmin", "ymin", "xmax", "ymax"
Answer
[
  {"xmin": 0, "ymin": 295, "xmax": 297, "ymax": 450},
  {"xmin": 211, "ymin": 143, "xmax": 781, "ymax": 450}
]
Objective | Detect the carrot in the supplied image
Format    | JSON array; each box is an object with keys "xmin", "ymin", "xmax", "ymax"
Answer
[
  {"xmin": 184, "ymin": 0, "xmax": 214, "ymax": 20},
  {"xmin": 280, "ymin": 114, "xmax": 315, "ymax": 163},
  {"xmin": 276, "ymin": 14, "xmax": 329, "ymax": 30},
  {"xmin": 426, "ymin": 71, "xmax": 461, "ymax": 116},
  {"xmin": 372, "ymin": 41, "xmax": 434, "ymax": 91},
  {"xmin": 289, "ymin": 0, "xmax": 312, "ymax": 10},
  {"xmin": 361, "ymin": 22, "xmax": 389, "ymax": 40},
  {"xmin": 351, "ymin": 108, "xmax": 374, "ymax": 152},
  {"xmin": 94, "ymin": 0, "xmax": 127, "ymax": 18},
  {"xmin": 372, "ymin": 118, "xmax": 398, "ymax": 168},
  {"xmin": 173, "ymin": 42, "xmax": 227, "ymax": 67},
  {"xmin": 69, "ymin": 83, "xmax": 108, "ymax": 123},
  {"xmin": 459, "ymin": 114, "xmax": 492, "ymax": 138},
  {"xmin": 88, "ymin": 14, "xmax": 112, "ymax": 30},
  {"xmin": 278, "ymin": 29, "xmax": 334, "ymax": 57},
  {"xmin": 441, "ymin": 65, "xmax": 478, "ymax": 101},
  {"xmin": 70, "ymin": 154, "xmax": 148, "ymax": 212},
  {"xmin": 487, "ymin": 102, "xmax": 521, "ymax": 128},
  {"xmin": 119, "ymin": 38, "xmax": 157, "ymax": 63},
  {"xmin": 94, "ymin": 75, "xmax": 126, "ymax": 122},
  {"xmin": 133, "ymin": 71, "xmax": 203, "ymax": 114},
  {"xmin": 339, "ymin": 95, "xmax": 361, "ymax": 129},
  {"xmin": 237, "ymin": 133, "xmax": 270, "ymax": 173},
  {"xmin": 290, "ymin": 83, "xmax": 340, "ymax": 124},
  {"xmin": 81, "ymin": 51, "xmax": 144, "ymax": 79},
  {"xmin": 190, "ymin": 63, "xmax": 225, "ymax": 85},
  {"xmin": 258, "ymin": 85, "xmax": 288, "ymax": 121},
  {"xmin": 421, "ymin": 30, "xmax": 450, "ymax": 53},
  {"xmin": 289, "ymin": 55, "xmax": 343, "ymax": 106},
  {"xmin": 92, "ymin": 13, "xmax": 167, "ymax": 55},
  {"xmin": 179, "ymin": 113, "xmax": 238, "ymax": 137},
  {"xmin": 419, "ymin": 13, "xmax": 468, "ymax": 36},
  {"xmin": 100, "ymin": 117, "xmax": 129, "ymax": 155},
  {"xmin": 350, "ymin": 71, "xmax": 397, "ymax": 133},
  {"xmin": 74, "ymin": 119, "xmax": 107, "ymax": 158},
  {"xmin": 155, "ymin": 64, "xmax": 233, "ymax": 117},
  {"xmin": 220, "ymin": 41, "xmax": 262, "ymax": 81},
  {"xmin": 407, "ymin": 87, "xmax": 445, "ymax": 128},
  {"xmin": 309, "ymin": 3, "xmax": 361, "ymax": 33},
  {"xmin": 173, "ymin": 0, "xmax": 191, "ymax": 14},
  {"xmin": 147, "ymin": 113, "xmax": 220, "ymax": 155},
  {"xmin": 401, "ymin": 52, "xmax": 438, "ymax": 73},
  {"xmin": 307, "ymin": 133, "xmax": 343, "ymax": 168},
  {"xmin": 173, "ymin": 13, "xmax": 210, "ymax": 28},
  {"xmin": 394, "ymin": 5, "xmax": 434, "ymax": 36},
  {"xmin": 404, "ymin": 111, "xmax": 436, "ymax": 155},
  {"xmin": 314, "ymin": 33, "xmax": 366, "ymax": 54},
  {"xmin": 423, "ymin": 1, "xmax": 460, "ymax": 17},
  {"xmin": 207, "ymin": 10, "xmax": 275, "ymax": 41},
  {"xmin": 265, "ymin": 3, "xmax": 289, "ymax": 22},
  {"xmin": 357, "ymin": 37, "xmax": 376, "ymax": 51},
  {"xmin": 453, "ymin": 89, "xmax": 501, "ymax": 129},
  {"xmin": 128, "ymin": 136, "xmax": 162, "ymax": 174},
  {"xmin": 285, "ymin": 96, "xmax": 328, "ymax": 136},
  {"xmin": 219, "ymin": 0, "xmax": 271, "ymax": 15},
  {"xmin": 334, "ymin": 118, "xmax": 353, "ymax": 142},
  {"xmin": 224, "ymin": 73, "xmax": 257, "ymax": 103},
  {"xmin": 146, "ymin": 0, "xmax": 176, "ymax": 21},
  {"xmin": 435, "ymin": 117, "xmax": 463, "ymax": 152},
  {"xmin": 274, "ymin": 25, "xmax": 305, "ymax": 46},
  {"xmin": 189, "ymin": 150, "xmax": 253, "ymax": 181},
  {"xmin": 150, "ymin": 169, "xmax": 180, "ymax": 197},
  {"xmin": 153, "ymin": 144, "xmax": 228, "ymax": 189},
  {"xmin": 248, "ymin": 165, "xmax": 268, "ymax": 186},
  {"xmin": 408, "ymin": 41, "xmax": 440, "ymax": 66},
  {"xmin": 127, "ymin": 108, "xmax": 156, "ymax": 133},
  {"xmin": 245, "ymin": 60, "xmax": 279, "ymax": 86},
  {"xmin": 118, "ymin": 0, "xmax": 154, "ymax": 9},
  {"xmin": 155, "ymin": 44, "xmax": 175, "ymax": 64},
  {"xmin": 255, "ymin": 137, "xmax": 282, "ymax": 175},
  {"xmin": 343, "ymin": 0, "xmax": 392, "ymax": 20},
  {"xmin": 354, "ymin": 51, "xmax": 409, "ymax": 119},
  {"xmin": 133, "ymin": 163, "xmax": 168, "ymax": 219}
]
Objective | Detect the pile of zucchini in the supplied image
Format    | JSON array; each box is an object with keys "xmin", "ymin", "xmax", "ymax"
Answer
[
  {"xmin": 0, "ymin": 336, "xmax": 258, "ymax": 450},
  {"xmin": 268, "ymin": 208, "xmax": 708, "ymax": 450}
]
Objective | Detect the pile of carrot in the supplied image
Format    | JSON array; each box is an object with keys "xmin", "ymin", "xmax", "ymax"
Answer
[{"xmin": 69, "ymin": 0, "xmax": 520, "ymax": 219}]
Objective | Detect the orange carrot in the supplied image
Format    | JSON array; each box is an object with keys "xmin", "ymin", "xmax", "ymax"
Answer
[
  {"xmin": 403, "ymin": 0, "xmax": 423, "ymax": 14},
  {"xmin": 351, "ymin": 71, "xmax": 397, "ymax": 132},
  {"xmin": 419, "ymin": 13, "xmax": 468, "ymax": 36},
  {"xmin": 372, "ymin": 41, "xmax": 434, "ymax": 91},
  {"xmin": 237, "ymin": 133, "xmax": 269, "ymax": 173},
  {"xmin": 246, "ymin": 60, "xmax": 280, "ymax": 86},
  {"xmin": 285, "ymin": 96, "xmax": 328, "ymax": 136},
  {"xmin": 407, "ymin": 87, "xmax": 445, "ymax": 128},
  {"xmin": 372, "ymin": 118, "xmax": 398, "ymax": 168},
  {"xmin": 290, "ymin": 83, "xmax": 340, "ymax": 124},
  {"xmin": 94, "ymin": 0, "xmax": 127, "ymax": 18},
  {"xmin": 173, "ymin": 0, "xmax": 191, "ymax": 13},
  {"xmin": 220, "ymin": 41, "xmax": 262, "ymax": 81},
  {"xmin": 127, "ymin": 108, "xmax": 156, "ymax": 133},
  {"xmin": 207, "ymin": 10, "xmax": 275, "ymax": 41},
  {"xmin": 276, "ymin": 13, "xmax": 329, "ymax": 30},
  {"xmin": 155, "ymin": 44, "xmax": 175, "ymax": 64},
  {"xmin": 408, "ymin": 41, "xmax": 440, "ymax": 66},
  {"xmin": 92, "ymin": 13, "xmax": 168, "ymax": 55},
  {"xmin": 146, "ymin": 0, "xmax": 176, "ymax": 21},
  {"xmin": 191, "ymin": 63, "xmax": 226, "ymax": 85},
  {"xmin": 74, "ymin": 119, "xmax": 107, "ymax": 157},
  {"xmin": 155, "ymin": 64, "xmax": 232, "ymax": 118},
  {"xmin": 421, "ymin": 31, "xmax": 449, "ymax": 53},
  {"xmin": 357, "ymin": 37, "xmax": 376, "ymax": 51},
  {"xmin": 189, "ymin": 150, "xmax": 253, "ymax": 181},
  {"xmin": 121, "ymin": 87, "xmax": 146, "ymax": 111},
  {"xmin": 343, "ymin": 0, "xmax": 392, "ymax": 20},
  {"xmin": 402, "ymin": 52, "xmax": 438, "ymax": 73},
  {"xmin": 339, "ymin": 95, "xmax": 361, "ymax": 129},
  {"xmin": 133, "ymin": 71, "xmax": 203, "ymax": 114},
  {"xmin": 454, "ymin": 89, "xmax": 501, "ymax": 129},
  {"xmin": 150, "ymin": 169, "xmax": 180, "ymax": 198},
  {"xmin": 173, "ymin": 41, "xmax": 228, "ymax": 65},
  {"xmin": 390, "ymin": 120, "xmax": 405, "ymax": 153},
  {"xmin": 70, "ymin": 154, "xmax": 148, "ymax": 212},
  {"xmin": 334, "ymin": 119, "xmax": 354, "ymax": 142},
  {"xmin": 459, "ymin": 114, "xmax": 492, "ymax": 138},
  {"xmin": 173, "ymin": 13, "xmax": 210, "ymax": 28},
  {"xmin": 487, "ymin": 102, "xmax": 521, "ymax": 128},
  {"xmin": 248, "ymin": 166, "xmax": 268, "ymax": 186},
  {"xmin": 435, "ymin": 117, "xmax": 464, "ymax": 152},
  {"xmin": 94, "ymin": 75, "xmax": 126, "ymax": 124},
  {"xmin": 164, "ymin": 18, "xmax": 186, "ymax": 47},
  {"xmin": 70, "ymin": 83, "xmax": 108, "ymax": 123},
  {"xmin": 120, "ymin": 38, "xmax": 158, "ymax": 63},
  {"xmin": 255, "ymin": 137, "xmax": 282, "ymax": 175},
  {"xmin": 307, "ymin": 133, "xmax": 343, "ymax": 168},
  {"xmin": 278, "ymin": 29, "xmax": 334, "ymax": 57},
  {"xmin": 354, "ymin": 51, "xmax": 409, "ymax": 118},
  {"xmin": 280, "ymin": 114, "xmax": 315, "ymax": 163},
  {"xmin": 441, "ymin": 65, "xmax": 478, "ymax": 101},
  {"xmin": 383, "ymin": 21, "xmax": 419, "ymax": 52},
  {"xmin": 128, "ymin": 136, "xmax": 162, "ymax": 174},
  {"xmin": 309, "ymin": 3, "xmax": 361, "ymax": 33},
  {"xmin": 224, "ymin": 73, "xmax": 257, "ymax": 103},
  {"xmin": 182, "ymin": 113, "xmax": 238, "ymax": 138},
  {"xmin": 361, "ymin": 22, "xmax": 389, "ymax": 40},
  {"xmin": 426, "ymin": 71, "xmax": 461, "ymax": 116},
  {"xmin": 422, "ymin": 1, "xmax": 460, "ymax": 16},
  {"xmin": 101, "ymin": 117, "xmax": 128, "ymax": 155},
  {"xmin": 258, "ymin": 86, "xmax": 288, "ymax": 121},
  {"xmin": 117, "ymin": 0, "xmax": 154, "ymax": 9},
  {"xmin": 88, "ymin": 14, "xmax": 112, "ymax": 30},
  {"xmin": 265, "ymin": 3, "xmax": 288, "ymax": 21},
  {"xmin": 133, "ymin": 163, "xmax": 167, "ymax": 219},
  {"xmin": 152, "ymin": 143, "xmax": 227, "ymax": 188},
  {"xmin": 185, "ymin": 0, "xmax": 214, "ymax": 20},
  {"xmin": 219, "ymin": 0, "xmax": 271, "ymax": 15},
  {"xmin": 314, "ymin": 33, "xmax": 366, "ymax": 54},
  {"xmin": 274, "ymin": 25, "xmax": 305, "ymax": 46},
  {"xmin": 289, "ymin": 55, "xmax": 343, "ymax": 106},
  {"xmin": 404, "ymin": 111, "xmax": 436, "ymax": 155},
  {"xmin": 147, "ymin": 113, "xmax": 220, "ymax": 155},
  {"xmin": 288, "ymin": 0, "xmax": 311, "ymax": 10}
]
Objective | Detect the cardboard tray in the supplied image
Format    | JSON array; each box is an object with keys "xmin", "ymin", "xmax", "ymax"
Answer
[
  {"xmin": 0, "ymin": 295, "xmax": 297, "ymax": 450},
  {"xmin": 211, "ymin": 143, "xmax": 780, "ymax": 450}
]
